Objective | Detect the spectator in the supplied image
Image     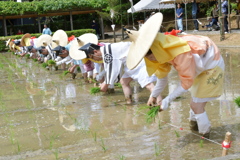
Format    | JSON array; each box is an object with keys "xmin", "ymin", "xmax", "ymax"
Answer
[
  {"xmin": 192, "ymin": 0, "xmax": 199, "ymax": 31},
  {"xmin": 42, "ymin": 24, "xmax": 52, "ymax": 35},
  {"xmin": 236, "ymin": 0, "xmax": 240, "ymax": 29},
  {"xmin": 221, "ymin": 0, "xmax": 229, "ymax": 33},
  {"xmin": 16, "ymin": 29, "xmax": 23, "ymax": 35},
  {"xmin": 176, "ymin": 3, "xmax": 185, "ymax": 33},
  {"xmin": 91, "ymin": 20, "xmax": 100, "ymax": 39}
]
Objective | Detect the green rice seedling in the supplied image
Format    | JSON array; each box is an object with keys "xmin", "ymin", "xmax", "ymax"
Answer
[
  {"xmin": 53, "ymin": 149, "xmax": 59, "ymax": 160},
  {"xmin": 158, "ymin": 120, "xmax": 162, "ymax": 129},
  {"xmin": 100, "ymin": 138, "xmax": 107, "ymax": 152},
  {"xmin": 154, "ymin": 143, "xmax": 162, "ymax": 156},
  {"xmin": 47, "ymin": 60, "xmax": 56, "ymax": 66},
  {"xmin": 32, "ymin": 128, "xmax": 38, "ymax": 133},
  {"xmin": 62, "ymin": 70, "xmax": 70, "ymax": 76},
  {"xmin": 26, "ymin": 54, "xmax": 30, "ymax": 59},
  {"xmin": 77, "ymin": 66, "xmax": 81, "ymax": 72},
  {"xmin": 91, "ymin": 131, "xmax": 97, "ymax": 142},
  {"xmin": 114, "ymin": 83, "xmax": 122, "ymax": 88},
  {"xmin": 118, "ymin": 155, "xmax": 126, "ymax": 160},
  {"xmin": 42, "ymin": 62, "xmax": 48, "ymax": 68},
  {"xmin": 17, "ymin": 140, "xmax": 21, "ymax": 152},
  {"xmin": 33, "ymin": 58, "xmax": 38, "ymax": 62},
  {"xmin": 234, "ymin": 96, "xmax": 240, "ymax": 107},
  {"xmin": 199, "ymin": 139, "xmax": 204, "ymax": 148},
  {"xmin": 174, "ymin": 130, "xmax": 180, "ymax": 138},
  {"xmin": 146, "ymin": 106, "xmax": 160, "ymax": 123},
  {"xmin": 90, "ymin": 87, "xmax": 101, "ymax": 95}
]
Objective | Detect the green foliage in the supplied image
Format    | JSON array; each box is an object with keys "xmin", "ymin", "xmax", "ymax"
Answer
[
  {"xmin": 0, "ymin": 0, "xmax": 108, "ymax": 16},
  {"xmin": 90, "ymin": 87, "xmax": 101, "ymax": 95},
  {"xmin": 234, "ymin": 96, "xmax": 240, "ymax": 107},
  {"xmin": 33, "ymin": 58, "xmax": 38, "ymax": 62}
]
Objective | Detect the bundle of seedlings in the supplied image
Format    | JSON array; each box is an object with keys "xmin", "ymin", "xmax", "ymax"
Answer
[
  {"xmin": 90, "ymin": 87, "xmax": 101, "ymax": 95},
  {"xmin": 62, "ymin": 70, "xmax": 70, "ymax": 76},
  {"xmin": 138, "ymin": 105, "xmax": 161, "ymax": 123},
  {"xmin": 47, "ymin": 60, "xmax": 56, "ymax": 66},
  {"xmin": 114, "ymin": 83, "xmax": 122, "ymax": 88},
  {"xmin": 26, "ymin": 54, "xmax": 30, "ymax": 59},
  {"xmin": 33, "ymin": 58, "xmax": 38, "ymax": 62},
  {"xmin": 234, "ymin": 96, "xmax": 240, "ymax": 107},
  {"xmin": 42, "ymin": 62, "xmax": 48, "ymax": 68}
]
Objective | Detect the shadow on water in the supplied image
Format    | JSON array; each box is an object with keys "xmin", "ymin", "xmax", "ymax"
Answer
[{"xmin": 0, "ymin": 48, "xmax": 240, "ymax": 159}]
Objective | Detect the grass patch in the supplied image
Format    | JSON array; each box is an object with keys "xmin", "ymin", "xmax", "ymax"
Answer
[
  {"xmin": 33, "ymin": 58, "xmax": 38, "ymax": 62},
  {"xmin": 234, "ymin": 96, "xmax": 240, "ymax": 107},
  {"xmin": 90, "ymin": 87, "xmax": 101, "ymax": 95}
]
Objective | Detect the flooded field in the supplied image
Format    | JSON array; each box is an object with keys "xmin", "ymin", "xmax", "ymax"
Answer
[{"xmin": 0, "ymin": 48, "xmax": 240, "ymax": 160}]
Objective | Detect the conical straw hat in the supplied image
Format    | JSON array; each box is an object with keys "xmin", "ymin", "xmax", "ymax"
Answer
[
  {"xmin": 69, "ymin": 33, "xmax": 98, "ymax": 60},
  {"xmin": 36, "ymin": 34, "xmax": 52, "ymax": 47},
  {"xmin": 20, "ymin": 33, "xmax": 31, "ymax": 46},
  {"xmin": 126, "ymin": 12, "xmax": 163, "ymax": 70},
  {"xmin": 52, "ymin": 29, "xmax": 68, "ymax": 49}
]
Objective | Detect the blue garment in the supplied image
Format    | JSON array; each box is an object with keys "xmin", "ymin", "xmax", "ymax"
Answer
[
  {"xmin": 42, "ymin": 28, "xmax": 52, "ymax": 35},
  {"xmin": 222, "ymin": 1, "xmax": 228, "ymax": 14},
  {"xmin": 192, "ymin": 2, "xmax": 198, "ymax": 15},
  {"xmin": 176, "ymin": 8, "xmax": 184, "ymax": 19}
]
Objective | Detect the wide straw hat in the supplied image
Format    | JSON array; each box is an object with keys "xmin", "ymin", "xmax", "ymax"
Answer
[
  {"xmin": 6, "ymin": 39, "xmax": 11, "ymax": 46},
  {"xmin": 36, "ymin": 34, "xmax": 52, "ymax": 47},
  {"xmin": 20, "ymin": 33, "xmax": 31, "ymax": 46},
  {"xmin": 126, "ymin": 12, "xmax": 163, "ymax": 70},
  {"xmin": 52, "ymin": 29, "xmax": 68, "ymax": 49},
  {"xmin": 69, "ymin": 33, "xmax": 98, "ymax": 60}
]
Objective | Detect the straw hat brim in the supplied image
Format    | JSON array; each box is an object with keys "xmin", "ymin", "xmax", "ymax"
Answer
[
  {"xmin": 126, "ymin": 12, "xmax": 163, "ymax": 70},
  {"xmin": 36, "ymin": 35, "xmax": 52, "ymax": 47},
  {"xmin": 9, "ymin": 41, "xmax": 14, "ymax": 51},
  {"xmin": 6, "ymin": 39, "xmax": 11, "ymax": 46},
  {"xmin": 69, "ymin": 33, "xmax": 98, "ymax": 60},
  {"xmin": 20, "ymin": 33, "xmax": 31, "ymax": 46},
  {"xmin": 52, "ymin": 29, "xmax": 68, "ymax": 49}
]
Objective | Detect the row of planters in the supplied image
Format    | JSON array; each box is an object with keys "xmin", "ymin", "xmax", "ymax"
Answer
[{"xmin": 0, "ymin": 28, "xmax": 95, "ymax": 52}]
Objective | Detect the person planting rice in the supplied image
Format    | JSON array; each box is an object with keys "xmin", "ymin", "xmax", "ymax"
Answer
[
  {"xmin": 125, "ymin": 12, "xmax": 225, "ymax": 138},
  {"xmin": 77, "ymin": 41, "xmax": 160, "ymax": 105}
]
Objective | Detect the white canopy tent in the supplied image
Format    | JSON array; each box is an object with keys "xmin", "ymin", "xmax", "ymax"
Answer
[{"xmin": 127, "ymin": 0, "xmax": 175, "ymax": 13}]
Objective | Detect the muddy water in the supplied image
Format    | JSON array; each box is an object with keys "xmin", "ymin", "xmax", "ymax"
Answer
[{"xmin": 0, "ymin": 49, "xmax": 240, "ymax": 160}]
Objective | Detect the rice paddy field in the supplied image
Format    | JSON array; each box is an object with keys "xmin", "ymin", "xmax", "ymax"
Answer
[{"xmin": 0, "ymin": 48, "xmax": 240, "ymax": 160}]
